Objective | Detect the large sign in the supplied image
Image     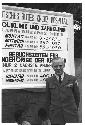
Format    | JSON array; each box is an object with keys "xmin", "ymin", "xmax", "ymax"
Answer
[{"xmin": 2, "ymin": 5, "xmax": 75, "ymax": 88}]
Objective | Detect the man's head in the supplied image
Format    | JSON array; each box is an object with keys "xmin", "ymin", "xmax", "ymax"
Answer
[
  {"xmin": 52, "ymin": 57, "xmax": 66, "ymax": 76},
  {"xmin": 38, "ymin": 108, "xmax": 48, "ymax": 121}
]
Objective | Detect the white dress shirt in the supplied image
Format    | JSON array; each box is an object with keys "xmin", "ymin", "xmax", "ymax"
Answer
[{"xmin": 55, "ymin": 72, "xmax": 64, "ymax": 81}]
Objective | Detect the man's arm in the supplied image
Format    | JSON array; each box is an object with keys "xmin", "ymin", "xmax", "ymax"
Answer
[{"xmin": 72, "ymin": 79, "xmax": 80, "ymax": 109}]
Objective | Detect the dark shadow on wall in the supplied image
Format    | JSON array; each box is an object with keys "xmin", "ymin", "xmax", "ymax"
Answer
[{"xmin": 2, "ymin": 89, "xmax": 47, "ymax": 124}]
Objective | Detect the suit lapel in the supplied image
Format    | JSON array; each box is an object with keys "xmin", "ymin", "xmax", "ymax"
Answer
[
  {"xmin": 52, "ymin": 75, "xmax": 60, "ymax": 87},
  {"xmin": 61, "ymin": 73, "xmax": 69, "ymax": 86}
]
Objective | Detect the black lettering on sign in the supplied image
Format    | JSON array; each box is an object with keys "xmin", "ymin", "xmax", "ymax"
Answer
[
  {"xmin": 30, "ymin": 24, "xmax": 39, "ymax": 30},
  {"xmin": 3, "ymin": 63, "xmax": 11, "ymax": 67},
  {"xmin": 22, "ymin": 13, "xmax": 34, "ymax": 21},
  {"xmin": 35, "ymin": 58, "xmax": 44, "ymax": 63},
  {"xmin": 6, "ymin": 74, "xmax": 24, "ymax": 82}
]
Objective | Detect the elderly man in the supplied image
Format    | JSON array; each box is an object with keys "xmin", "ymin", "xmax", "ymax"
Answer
[{"xmin": 46, "ymin": 57, "xmax": 80, "ymax": 125}]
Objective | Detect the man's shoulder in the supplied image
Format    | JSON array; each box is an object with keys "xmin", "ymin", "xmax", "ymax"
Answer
[{"xmin": 65, "ymin": 73, "xmax": 77, "ymax": 80}]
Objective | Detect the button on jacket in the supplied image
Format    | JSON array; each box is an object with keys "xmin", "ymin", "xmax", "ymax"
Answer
[{"xmin": 45, "ymin": 73, "xmax": 80, "ymax": 124}]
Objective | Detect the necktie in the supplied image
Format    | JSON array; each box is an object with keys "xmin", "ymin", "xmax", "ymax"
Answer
[{"xmin": 59, "ymin": 75, "xmax": 61, "ymax": 84}]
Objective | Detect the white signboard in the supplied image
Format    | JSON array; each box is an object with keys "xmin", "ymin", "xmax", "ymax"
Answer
[{"xmin": 2, "ymin": 5, "xmax": 75, "ymax": 88}]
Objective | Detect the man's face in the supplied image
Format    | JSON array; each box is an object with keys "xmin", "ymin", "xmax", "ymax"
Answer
[{"xmin": 52, "ymin": 58, "xmax": 65, "ymax": 76}]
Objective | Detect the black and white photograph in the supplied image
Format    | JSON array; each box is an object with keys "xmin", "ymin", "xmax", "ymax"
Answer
[{"xmin": 1, "ymin": 2, "xmax": 82, "ymax": 125}]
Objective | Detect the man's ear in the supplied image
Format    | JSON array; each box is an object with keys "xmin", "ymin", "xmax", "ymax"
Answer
[
  {"xmin": 64, "ymin": 58, "xmax": 66, "ymax": 63},
  {"xmin": 63, "ymin": 63, "xmax": 65, "ymax": 68}
]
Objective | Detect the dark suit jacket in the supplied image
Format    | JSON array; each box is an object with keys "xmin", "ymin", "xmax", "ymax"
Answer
[{"xmin": 45, "ymin": 73, "xmax": 80, "ymax": 124}]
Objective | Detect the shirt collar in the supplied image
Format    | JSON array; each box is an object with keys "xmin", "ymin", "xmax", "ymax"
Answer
[{"xmin": 55, "ymin": 72, "xmax": 64, "ymax": 81}]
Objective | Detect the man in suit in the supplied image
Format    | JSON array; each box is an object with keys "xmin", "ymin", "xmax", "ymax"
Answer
[{"xmin": 46, "ymin": 57, "xmax": 80, "ymax": 125}]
